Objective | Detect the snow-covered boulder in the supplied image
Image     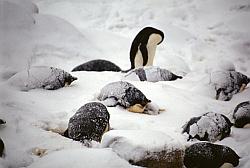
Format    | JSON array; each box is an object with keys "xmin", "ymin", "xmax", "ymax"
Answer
[
  {"xmin": 27, "ymin": 148, "xmax": 134, "ymax": 168},
  {"xmin": 7, "ymin": 66, "xmax": 77, "ymax": 91},
  {"xmin": 233, "ymin": 101, "xmax": 250, "ymax": 128},
  {"xmin": 211, "ymin": 70, "xmax": 250, "ymax": 101},
  {"xmin": 101, "ymin": 130, "xmax": 184, "ymax": 168},
  {"xmin": 64, "ymin": 102, "xmax": 110, "ymax": 142},
  {"xmin": 124, "ymin": 66, "xmax": 182, "ymax": 82},
  {"xmin": 182, "ymin": 112, "xmax": 232, "ymax": 142}
]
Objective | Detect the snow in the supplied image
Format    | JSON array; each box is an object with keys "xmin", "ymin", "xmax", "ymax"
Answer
[
  {"xmin": 101, "ymin": 130, "xmax": 185, "ymax": 162},
  {"xmin": 0, "ymin": 0, "xmax": 250, "ymax": 167},
  {"xmin": 27, "ymin": 148, "xmax": 134, "ymax": 168}
]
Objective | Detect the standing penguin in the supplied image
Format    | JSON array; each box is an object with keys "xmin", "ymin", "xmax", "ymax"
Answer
[
  {"xmin": 129, "ymin": 27, "xmax": 164, "ymax": 70},
  {"xmin": 184, "ymin": 142, "xmax": 240, "ymax": 168}
]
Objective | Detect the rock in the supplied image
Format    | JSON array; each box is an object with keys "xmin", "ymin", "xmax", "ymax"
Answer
[{"xmin": 101, "ymin": 130, "xmax": 184, "ymax": 168}]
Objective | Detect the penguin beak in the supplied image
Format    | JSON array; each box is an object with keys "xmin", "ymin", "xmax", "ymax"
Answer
[{"xmin": 127, "ymin": 104, "xmax": 145, "ymax": 113}]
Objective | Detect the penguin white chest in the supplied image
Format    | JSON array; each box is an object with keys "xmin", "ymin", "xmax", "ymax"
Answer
[
  {"xmin": 134, "ymin": 33, "xmax": 162, "ymax": 68},
  {"xmin": 220, "ymin": 163, "xmax": 234, "ymax": 168},
  {"xmin": 146, "ymin": 33, "xmax": 162, "ymax": 66}
]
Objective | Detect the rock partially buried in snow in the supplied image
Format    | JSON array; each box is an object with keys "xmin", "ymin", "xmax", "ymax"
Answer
[
  {"xmin": 233, "ymin": 101, "xmax": 250, "ymax": 128},
  {"xmin": 124, "ymin": 66, "xmax": 182, "ymax": 82},
  {"xmin": 7, "ymin": 66, "xmax": 77, "ymax": 91},
  {"xmin": 72, "ymin": 59, "xmax": 121, "ymax": 72},
  {"xmin": 101, "ymin": 130, "xmax": 184, "ymax": 168},
  {"xmin": 184, "ymin": 142, "xmax": 240, "ymax": 168},
  {"xmin": 64, "ymin": 102, "xmax": 110, "ymax": 142},
  {"xmin": 27, "ymin": 148, "xmax": 134, "ymax": 168},
  {"xmin": 97, "ymin": 81, "xmax": 153, "ymax": 114},
  {"xmin": 182, "ymin": 112, "xmax": 232, "ymax": 142},
  {"xmin": 210, "ymin": 70, "xmax": 250, "ymax": 101}
]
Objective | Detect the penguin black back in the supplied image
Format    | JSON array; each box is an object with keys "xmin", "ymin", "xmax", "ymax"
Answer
[
  {"xmin": 184, "ymin": 142, "xmax": 240, "ymax": 168},
  {"xmin": 130, "ymin": 27, "xmax": 164, "ymax": 70}
]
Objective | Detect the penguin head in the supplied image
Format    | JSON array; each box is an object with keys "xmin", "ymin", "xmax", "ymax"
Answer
[
  {"xmin": 124, "ymin": 87, "xmax": 151, "ymax": 112},
  {"xmin": 64, "ymin": 75, "xmax": 78, "ymax": 86}
]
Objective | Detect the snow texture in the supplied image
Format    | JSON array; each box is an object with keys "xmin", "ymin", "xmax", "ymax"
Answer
[
  {"xmin": 1, "ymin": 0, "xmax": 250, "ymax": 167},
  {"xmin": 72, "ymin": 59, "xmax": 121, "ymax": 72},
  {"xmin": 27, "ymin": 148, "xmax": 134, "ymax": 168},
  {"xmin": 123, "ymin": 66, "xmax": 182, "ymax": 82},
  {"xmin": 97, "ymin": 81, "xmax": 150, "ymax": 108},
  {"xmin": 211, "ymin": 70, "xmax": 250, "ymax": 101},
  {"xmin": 233, "ymin": 101, "xmax": 250, "ymax": 128},
  {"xmin": 184, "ymin": 142, "xmax": 240, "ymax": 168},
  {"xmin": 7, "ymin": 66, "xmax": 77, "ymax": 91},
  {"xmin": 66, "ymin": 102, "xmax": 110, "ymax": 142},
  {"xmin": 182, "ymin": 112, "xmax": 232, "ymax": 142},
  {"xmin": 101, "ymin": 130, "xmax": 184, "ymax": 162}
]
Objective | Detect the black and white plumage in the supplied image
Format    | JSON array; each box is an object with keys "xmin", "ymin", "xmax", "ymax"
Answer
[
  {"xmin": 72, "ymin": 59, "xmax": 121, "ymax": 72},
  {"xmin": 182, "ymin": 112, "xmax": 232, "ymax": 142},
  {"xmin": 7, "ymin": 66, "xmax": 77, "ymax": 91},
  {"xmin": 0, "ymin": 138, "xmax": 4, "ymax": 157},
  {"xmin": 124, "ymin": 66, "xmax": 182, "ymax": 82},
  {"xmin": 97, "ymin": 81, "xmax": 151, "ymax": 113},
  {"xmin": 0, "ymin": 119, "xmax": 6, "ymax": 125},
  {"xmin": 211, "ymin": 70, "xmax": 250, "ymax": 101},
  {"xmin": 233, "ymin": 101, "xmax": 250, "ymax": 128},
  {"xmin": 130, "ymin": 27, "xmax": 164, "ymax": 70},
  {"xmin": 184, "ymin": 142, "xmax": 240, "ymax": 168},
  {"xmin": 64, "ymin": 102, "xmax": 110, "ymax": 142}
]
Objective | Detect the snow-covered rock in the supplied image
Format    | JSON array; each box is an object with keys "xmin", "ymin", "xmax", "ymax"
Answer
[
  {"xmin": 7, "ymin": 66, "xmax": 77, "ymax": 91},
  {"xmin": 101, "ymin": 130, "xmax": 184, "ymax": 168},
  {"xmin": 123, "ymin": 66, "xmax": 182, "ymax": 82},
  {"xmin": 233, "ymin": 101, "xmax": 250, "ymax": 128},
  {"xmin": 27, "ymin": 148, "xmax": 134, "ymax": 168},
  {"xmin": 182, "ymin": 112, "xmax": 232, "ymax": 142}
]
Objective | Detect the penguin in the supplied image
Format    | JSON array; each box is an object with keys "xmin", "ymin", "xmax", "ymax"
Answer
[
  {"xmin": 0, "ymin": 119, "xmax": 5, "ymax": 157},
  {"xmin": 72, "ymin": 59, "xmax": 121, "ymax": 72},
  {"xmin": 182, "ymin": 112, "xmax": 232, "ymax": 142},
  {"xmin": 97, "ymin": 81, "xmax": 151, "ymax": 113},
  {"xmin": 0, "ymin": 119, "xmax": 6, "ymax": 125},
  {"xmin": 184, "ymin": 142, "xmax": 240, "ymax": 168},
  {"xmin": 124, "ymin": 66, "xmax": 182, "ymax": 82},
  {"xmin": 233, "ymin": 101, "xmax": 250, "ymax": 128},
  {"xmin": 64, "ymin": 102, "xmax": 110, "ymax": 142},
  {"xmin": 0, "ymin": 138, "xmax": 4, "ymax": 157},
  {"xmin": 129, "ymin": 27, "xmax": 164, "ymax": 70},
  {"xmin": 211, "ymin": 70, "xmax": 250, "ymax": 101},
  {"xmin": 7, "ymin": 66, "xmax": 77, "ymax": 91}
]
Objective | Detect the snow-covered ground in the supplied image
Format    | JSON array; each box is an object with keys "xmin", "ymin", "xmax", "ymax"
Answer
[{"xmin": 0, "ymin": 0, "xmax": 250, "ymax": 167}]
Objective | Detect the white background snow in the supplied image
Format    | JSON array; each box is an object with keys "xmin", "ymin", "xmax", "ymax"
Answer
[{"xmin": 0, "ymin": 0, "xmax": 250, "ymax": 167}]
